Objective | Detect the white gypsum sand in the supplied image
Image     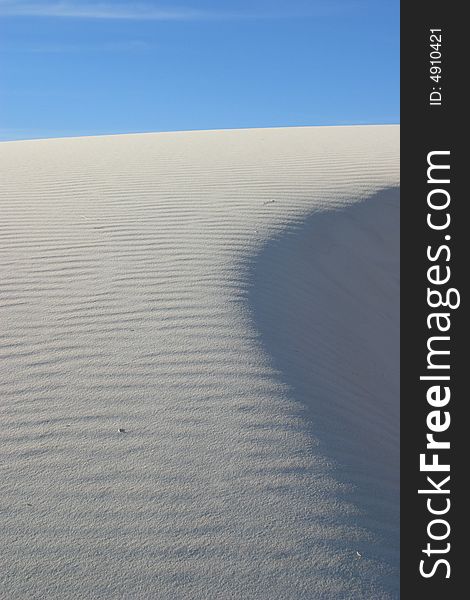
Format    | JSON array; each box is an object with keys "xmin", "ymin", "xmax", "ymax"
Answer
[{"xmin": 0, "ymin": 126, "xmax": 399, "ymax": 599}]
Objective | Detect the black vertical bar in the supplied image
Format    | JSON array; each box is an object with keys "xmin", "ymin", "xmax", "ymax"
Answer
[{"xmin": 401, "ymin": 2, "xmax": 463, "ymax": 598}]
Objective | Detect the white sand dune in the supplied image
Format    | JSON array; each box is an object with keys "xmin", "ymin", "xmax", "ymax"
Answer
[{"xmin": 0, "ymin": 126, "xmax": 399, "ymax": 599}]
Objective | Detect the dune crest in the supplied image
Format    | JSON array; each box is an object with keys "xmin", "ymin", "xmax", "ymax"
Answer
[{"xmin": 1, "ymin": 126, "xmax": 399, "ymax": 599}]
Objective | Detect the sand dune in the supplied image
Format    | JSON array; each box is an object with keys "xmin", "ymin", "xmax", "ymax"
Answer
[{"xmin": 0, "ymin": 126, "xmax": 399, "ymax": 599}]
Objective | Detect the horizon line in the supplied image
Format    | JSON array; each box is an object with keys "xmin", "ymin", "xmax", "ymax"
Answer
[{"xmin": 1, "ymin": 122, "xmax": 400, "ymax": 143}]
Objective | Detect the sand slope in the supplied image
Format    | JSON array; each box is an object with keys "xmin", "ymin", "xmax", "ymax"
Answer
[{"xmin": 0, "ymin": 126, "xmax": 399, "ymax": 599}]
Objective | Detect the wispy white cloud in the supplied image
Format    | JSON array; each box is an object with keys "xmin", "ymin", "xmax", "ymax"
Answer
[
  {"xmin": 0, "ymin": 0, "xmax": 361, "ymax": 20},
  {"xmin": 0, "ymin": 1, "xmax": 222, "ymax": 20}
]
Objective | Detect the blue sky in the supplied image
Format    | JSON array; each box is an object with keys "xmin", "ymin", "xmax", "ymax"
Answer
[{"xmin": 0, "ymin": 1, "xmax": 399, "ymax": 141}]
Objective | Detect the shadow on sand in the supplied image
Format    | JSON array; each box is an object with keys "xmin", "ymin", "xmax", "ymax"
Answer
[{"xmin": 247, "ymin": 187, "xmax": 400, "ymax": 592}]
